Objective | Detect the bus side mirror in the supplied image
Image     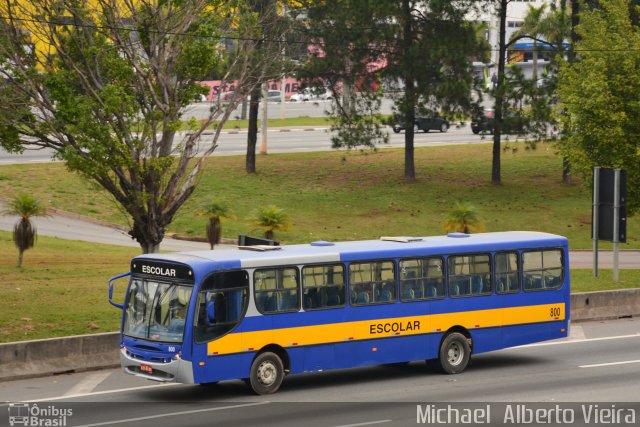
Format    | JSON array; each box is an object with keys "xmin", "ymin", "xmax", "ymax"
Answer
[
  {"xmin": 206, "ymin": 292, "xmax": 216, "ymax": 325},
  {"xmin": 108, "ymin": 272, "xmax": 129, "ymax": 310}
]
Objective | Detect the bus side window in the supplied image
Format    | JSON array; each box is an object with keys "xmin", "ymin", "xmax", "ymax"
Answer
[
  {"xmin": 495, "ymin": 251, "xmax": 521, "ymax": 294},
  {"xmin": 349, "ymin": 261, "xmax": 395, "ymax": 306},
  {"xmin": 523, "ymin": 249, "xmax": 563, "ymax": 291},
  {"xmin": 302, "ymin": 264, "xmax": 346, "ymax": 310},
  {"xmin": 448, "ymin": 254, "xmax": 491, "ymax": 297},
  {"xmin": 254, "ymin": 267, "xmax": 300, "ymax": 314},
  {"xmin": 194, "ymin": 270, "xmax": 249, "ymax": 343},
  {"xmin": 400, "ymin": 257, "xmax": 444, "ymax": 301}
]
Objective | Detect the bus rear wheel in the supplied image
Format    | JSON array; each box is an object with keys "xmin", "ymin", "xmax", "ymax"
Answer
[
  {"xmin": 248, "ymin": 352, "xmax": 284, "ymax": 395},
  {"xmin": 430, "ymin": 332, "xmax": 471, "ymax": 374}
]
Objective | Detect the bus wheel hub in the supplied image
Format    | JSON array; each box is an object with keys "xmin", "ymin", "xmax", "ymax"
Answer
[
  {"xmin": 257, "ymin": 361, "xmax": 277, "ymax": 385},
  {"xmin": 447, "ymin": 343, "xmax": 462, "ymax": 365}
]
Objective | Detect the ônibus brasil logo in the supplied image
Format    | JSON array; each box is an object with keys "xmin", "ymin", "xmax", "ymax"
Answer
[{"xmin": 8, "ymin": 403, "xmax": 72, "ymax": 426}]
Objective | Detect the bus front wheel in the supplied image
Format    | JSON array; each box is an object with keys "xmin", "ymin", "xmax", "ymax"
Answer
[
  {"xmin": 431, "ymin": 332, "xmax": 471, "ymax": 374},
  {"xmin": 248, "ymin": 352, "xmax": 284, "ymax": 395}
]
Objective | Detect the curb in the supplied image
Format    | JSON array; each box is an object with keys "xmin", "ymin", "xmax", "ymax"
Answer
[
  {"xmin": 0, "ymin": 332, "xmax": 120, "ymax": 382},
  {"xmin": 1, "ymin": 289, "xmax": 639, "ymax": 383},
  {"xmin": 571, "ymin": 288, "xmax": 640, "ymax": 322}
]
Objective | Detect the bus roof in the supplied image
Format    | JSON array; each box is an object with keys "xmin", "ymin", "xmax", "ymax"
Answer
[{"xmin": 134, "ymin": 231, "xmax": 568, "ymax": 271}]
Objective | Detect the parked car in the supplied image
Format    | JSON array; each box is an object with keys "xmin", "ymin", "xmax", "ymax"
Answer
[
  {"xmin": 392, "ymin": 115, "xmax": 450, "ymax": 133},
  {"xmin": 246, "ymin": 90, "xmax": 282, "ymax": 103},
  {"xmin": 216, "ymin": 91, "xmax": 244, "ymax": 103},
  {"xmin": 265, "ymin": 90, "xmax": 283, "ymax": 103},
  {"xmin": 290, "ymin": 87, "xmax": 332, "ymax": 102},
  {"xmin": 471, "ymin": 109, "xmax": 526, "ymax": 135}
]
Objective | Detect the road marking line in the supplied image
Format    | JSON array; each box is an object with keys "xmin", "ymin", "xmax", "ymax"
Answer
[
  {"xmin": 63, "ymin": 372, "xmax": 111, "ymax": 396},
  {"xmin": 72, "ymin": 402, "xmax": 270, "ymax": 427},
  {"xmin": 10, "ymin": 334, "xmax": 639, "ymax": 404},
  {"xmin": 514, "ymin": 333, "xmax": 640, "ymax": 349},
  {"xmin": 26, "ymin": 383, "xmax": 181, "ymax": 403},
  {"xmin": 570, "ymin": 324, "xmax": 586, "ymax": 341},
  {"xmin": 579, "ymin": 360, "xmax": 640, "ymax": 369},
  {"xmin": 331, "ymin": 420, "xmax": 392, "ymax": 427}
]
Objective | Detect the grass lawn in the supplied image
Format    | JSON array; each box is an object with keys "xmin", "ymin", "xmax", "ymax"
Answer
[
  {"xmin": 0, "ymin": 227, "xmax": 637, "ymax": 343},
  {"xmin": 1, "ymin": 142, "xmax": 638, "ymax": 249},
  {"xmin": 214, "ymin": 115, "xmax": 331, "ymax": 130},
  {"xmin": 571, "ymin": 269, "xmax": 640, "ymax": 292},
  {"xmin": 0, "ymin": 231, "xmax": 137, "ymax": 343}
]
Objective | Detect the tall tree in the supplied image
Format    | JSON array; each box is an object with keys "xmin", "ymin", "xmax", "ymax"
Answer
[
  {"xmin": 242, "ymin": 0, "xmax": 291, "ymax": 174},
  {"xmin": 303, "ymin": 0, "xmax": 484, "ymax": 182},
  {"xmin": 488, "ymin": 0, "xmax": 563, "ymax": 183},
  {"xmin": 507, "ymin": 2, "xmax": 570, "ymax": 140},
  {"xmin": 490, "ymin": 0, "xmax": 509, "ymax": 184},
  {"xmin": 557, "ymin": 0, "xmax": 640, "ymax": 214},
  {"xmin": 538, "ymin": 2, "xmax": 573, "ymax": 184},
  {"xmin": 0, "ymin": 0, "xmax": 271, "ymax": 253},
  {"xmin": 512, "ymin": 4, "xmax": 548, "ymax": 85}
]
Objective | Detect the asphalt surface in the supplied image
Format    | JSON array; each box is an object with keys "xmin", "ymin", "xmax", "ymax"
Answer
[
  {"xmin": 0, "ymin": 318, "xmax": 638, "ymax": 426},
  {"xmin": 0, "ymin": 125, "xmax": 490, "ymax": 165},
  {"xmin": 0, "ymin": 200, "xmax": 210, "ymax": 252},
  {"xmin": 1, "ymin": 200, "xmax": 638, "ymax": 267}
]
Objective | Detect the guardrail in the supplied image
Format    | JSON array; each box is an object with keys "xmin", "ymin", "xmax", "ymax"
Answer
[{"xmin": 1, "ymin": 289, "xmax": 638, "ymax": 382}]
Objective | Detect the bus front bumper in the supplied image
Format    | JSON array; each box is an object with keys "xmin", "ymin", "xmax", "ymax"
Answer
[{"xmin": 120, "ymin": 348, "xmax": 194, "ymax": 384}]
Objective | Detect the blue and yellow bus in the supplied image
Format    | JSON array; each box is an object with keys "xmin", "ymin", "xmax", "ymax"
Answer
[{"xmin": 108, "ymin": 231, "xmax": 570, "ymax": 394}]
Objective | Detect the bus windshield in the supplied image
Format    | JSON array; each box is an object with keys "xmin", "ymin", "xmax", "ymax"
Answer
[{"xmin": 123, "ymin": 278, "xmax": 192, "ymax": 343}]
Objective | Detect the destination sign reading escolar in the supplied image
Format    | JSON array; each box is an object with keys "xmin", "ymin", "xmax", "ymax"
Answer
[{"xmin": 131, "ymin": 260, "xmax": 193, "ymax": 281}]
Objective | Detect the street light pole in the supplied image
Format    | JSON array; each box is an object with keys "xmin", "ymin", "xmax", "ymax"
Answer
[{"xmin": 260, "ymin": 83, "xmax": 268, "ymax": 155}]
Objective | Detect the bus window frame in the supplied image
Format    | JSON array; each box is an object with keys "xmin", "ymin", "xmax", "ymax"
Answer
[
  {"xmin": 123, "ymin": 277, "xmax": 194, "ymax": 344},
  {"xmin": 398, "ymin": 256, "xmax": 446, "ymax": 302},
  {"xmin": 193, "ymin": 269, "xmax": 250, "ymax": 344},
  {"xmin": 301, "ymin": 262, "xmax": 347, "ymax": 311},
  {"xmin": 522, "ymin": 247, "xmax": 565, "ymax": 292},
  {"xmin": 253, "ymin": 265, "xmax": 301, "ymax": 314},
  {"xmin": 446, "ymin": 252, "xmax": 493, "ymax": 298},
  {"xmin": 348, "ymin": 259, "xmax": 397, "ymax": 306},
  {"xmin": 494, "ymin": 251, "xmax": 521, "ymax": 295}
]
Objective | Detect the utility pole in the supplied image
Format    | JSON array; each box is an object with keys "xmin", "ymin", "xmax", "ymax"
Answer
[{"xmin": 260, "ymin": 83, "xmax": 268, "ymax": 155}]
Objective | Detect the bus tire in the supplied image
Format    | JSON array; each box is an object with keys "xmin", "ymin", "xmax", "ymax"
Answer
[
  {"xmin": 248, "ymin": 352, "xmax": 284, "ymax": 395},
  {"xmin": 436, "ymin": 332, "xmax": 471, "ymax": 374}
]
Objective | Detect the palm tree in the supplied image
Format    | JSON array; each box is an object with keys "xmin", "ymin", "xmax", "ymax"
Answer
[
  {"xmin": 443, "ymin": 201, "xmax": 485, "ymax": 234},
  {"xmin": 253, "ymin": 205, "xmax": 290, "ymax": 240},
  {"xmin": 512, "ymin": 4, "xmax": 548, "ymax": 85},
  {"xmin": 201, "ymin": 200, "xmax": 235, "ymax": 249},
  {"xmin": 2, "ymin": 194, "xmax": 48, "ymax": 267},
  {"xmin": 538, "ymin": 4, "xmax": 572, "ymax": 184}
]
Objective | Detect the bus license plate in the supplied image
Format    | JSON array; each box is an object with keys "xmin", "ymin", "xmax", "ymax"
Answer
[{"xmin": 140, "ymin": 364, "xmax": 153, "ymax": 374}]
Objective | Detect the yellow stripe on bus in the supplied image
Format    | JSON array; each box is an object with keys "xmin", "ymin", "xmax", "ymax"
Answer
[{"xmin": 207, "ymin": 303, "xmax": 565, "ymax": 356}]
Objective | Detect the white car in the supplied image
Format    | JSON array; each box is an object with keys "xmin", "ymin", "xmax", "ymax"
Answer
[{"xmin": 290, "ymin": 87, "xmax": 332, "ymax": 102}]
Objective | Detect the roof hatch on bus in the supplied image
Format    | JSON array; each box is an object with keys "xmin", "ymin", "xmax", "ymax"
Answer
[
  {"xmin": 238, "ymin": 245, "xmax": 283, "ymax": 251},
  {"xmin": 447, "ymin": 232, "xmax": 470, "ymax": 238},
  {"xmin": 310, "ymin": 241, "xmax": 335, "ymax": 246},
  {"xmin": 380, "ymin": 236, "xmax": 423, "ymax": 243}
]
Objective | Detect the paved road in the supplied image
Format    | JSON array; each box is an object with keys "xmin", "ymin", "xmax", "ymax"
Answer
[
  {"xmin": 0, "ymin": 125, "xmax": 488, "ymax": 165},
  {"xmin": 0, "ymin": 202, "xmax": 210, "ymax": 252},
  {"xmin": 183, "ymin": 97, "xmax": 395, "ymax": 121},
  {"xmin": 0, "ymin": 200, "xmax": 638, "ymax": 265},
  {"xmin": 0, "ymin": 318, "xmax": 638, "ymax": 426}
]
